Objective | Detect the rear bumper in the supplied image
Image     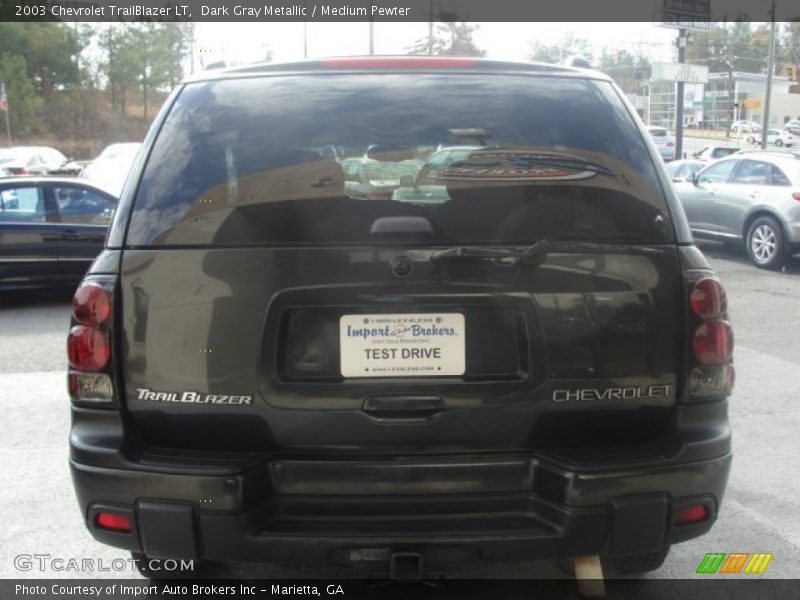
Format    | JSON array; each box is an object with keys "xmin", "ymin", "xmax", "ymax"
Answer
[{"xmin": 71, "ymin": 440, "xmax": 731, "ymax": 571}]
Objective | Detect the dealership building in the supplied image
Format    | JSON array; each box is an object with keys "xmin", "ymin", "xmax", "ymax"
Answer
[{"xmin": 641, "ymin": 70, "xmax": 799, "ymax": 130}]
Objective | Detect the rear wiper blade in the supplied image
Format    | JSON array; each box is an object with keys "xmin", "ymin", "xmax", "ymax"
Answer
[{"xmin": 431, "ymin": 239, "xmax": 549, "ymax": 267}]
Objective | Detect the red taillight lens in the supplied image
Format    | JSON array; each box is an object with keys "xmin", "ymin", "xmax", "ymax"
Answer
[
  {"xmin": 675, "ymin": 504, "xmax": 709, "ymax": 526},
  {"xmin": 95, "ymin": 512, "xmax": 132, "ymax": 533},
  {"xmin": 67, "ymin": 326, "xmax": 110, "ymax": 371},
  {"xmin": 666, "ymin": 141, "xmax": 675, "ymax": 147},
  {"xmin": 72, "ymin": 282, "xmax": 111, "ymax": 325},
  {"xmin": 792, "ymin": 192, "xmax": 800, "ymax": 201},
  {"xmin": 690, "ymin": 277, "xmax": 726, "ymax": 320},
  {"xmin": 692, "ymin": 320, "xmax": 733, "ymax": 364}
]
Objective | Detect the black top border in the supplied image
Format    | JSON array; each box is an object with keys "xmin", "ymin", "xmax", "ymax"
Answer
[{"xmin": 3, "ymin": 0, "xmax": 798, "ymax": 23}]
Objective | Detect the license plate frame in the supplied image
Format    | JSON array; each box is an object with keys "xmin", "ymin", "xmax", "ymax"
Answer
[{"xmin": 339, "ymin": 313, "xmax": 466, "ymax": 378}]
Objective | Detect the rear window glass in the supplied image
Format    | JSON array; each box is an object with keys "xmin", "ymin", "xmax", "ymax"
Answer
[
  {"xmin": 648, "ymin": 128, "xmax": 668, "ymax": 137},
  {"xmin": 127, "ymin": 74, "xmax": 672, "ymax": 247}
]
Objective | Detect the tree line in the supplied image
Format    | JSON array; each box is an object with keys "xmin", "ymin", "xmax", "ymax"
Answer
[
  {"xmin": 529, "ymin": 23, "xmax": 800, "ymax": 95},
  {"xmin": 2, "ymin": 21, "xmax": 798, "ymax": 145},
  {"xmin": 0, "ymin": 22, "xmax": 193, "ymax": 140}
]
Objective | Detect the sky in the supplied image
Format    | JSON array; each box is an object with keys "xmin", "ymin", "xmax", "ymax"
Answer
[{"xmin": 191, "ymin": 22, "xmax": 682, "ymax": 70}]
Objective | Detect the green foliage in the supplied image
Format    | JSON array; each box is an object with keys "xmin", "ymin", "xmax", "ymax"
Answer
[
  {"xmin": 686, "ymin": 22, "xmax": 772, "ymax": 74},
  {"xmin": 407, "ymin": 17, "xmax": 486, "ymax": 57},
  {"xmin": 598, "ymin": 48, "xmax": 651, "ymax": 94},
  {"xmin": 0, "ymin": 20, "xmax": 193, "ymax": 140},
  {"xmin": 780, "ymin": 22, "xmax": 800, "ymax": 79},
  {"xmin": 528, "ymin": 33, "xmax": 593, "ymax": 64},
  {"xmin": 97, "ymin": 22, "xmax": 193, "ymax": 116},
  {"xmin": 0, "ymin": 22, "xmax": 83, "ymax": 97},
  {"xmin": 0, "ymin": 53, "xmax": 43, "ymax": 137}
]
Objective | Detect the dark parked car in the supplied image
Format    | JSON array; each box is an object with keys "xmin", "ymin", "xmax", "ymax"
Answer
[
  {"xmin": 0, "ymin": 177, "xmax": 117, "ymax": 290},
  {"xmin": 69, "ymin": 57, "xmax": 733, "ymax": 583}
]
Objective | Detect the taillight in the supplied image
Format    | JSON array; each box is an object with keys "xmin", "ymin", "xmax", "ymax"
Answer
[
  {"xmin": 692, "ymin": 320, "xmax": 733, "ymax": 364},
  {"xmin": 68, "ymin": 277, "xmax": 116, "ymax": 405},
  {"xmin": 666, "ymin": 141, "xmax": 675, "ymax": 147},
  {"xmin": 686, "ymin": 274, "xmax": 734, "ymax": 400},
  {"xmin": 792, "ymin": 192, "xmax": 800, "ymax": 201},
  {"xmin": 72, "ymin": 282, "xmax": 111, "ymax": 325},
  {"xmin": 67, "ymin": 326, "xmax": 109, "ymax": 371},
  {"xmin": 690, "ymin": 277, "xmax": 726, "ymax": 319}
]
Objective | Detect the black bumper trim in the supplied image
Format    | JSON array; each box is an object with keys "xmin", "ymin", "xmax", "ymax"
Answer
[{"xmin": 72, "ymin": 453, "xmax": 730, "ymax": 565}]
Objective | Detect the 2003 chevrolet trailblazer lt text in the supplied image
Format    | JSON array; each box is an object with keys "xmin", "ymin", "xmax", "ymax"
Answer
[{"xmin": 68, "ymin": 56, "xmax": 734, "ymax": 581}]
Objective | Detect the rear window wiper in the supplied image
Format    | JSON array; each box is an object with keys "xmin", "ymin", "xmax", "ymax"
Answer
[{"xmin": 431, "ymin": 239, "xmax": 549, "ymax": 267}]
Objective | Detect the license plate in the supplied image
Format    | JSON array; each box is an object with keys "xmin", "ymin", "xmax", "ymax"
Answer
[{"xmin": 340, "ymin": 313, "xmax": 465, "ymax": 378}]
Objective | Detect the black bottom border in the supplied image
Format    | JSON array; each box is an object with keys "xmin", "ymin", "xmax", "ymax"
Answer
[{"xmin": 3, "ymin": 579, "xmax": 796, "ymax": 600}]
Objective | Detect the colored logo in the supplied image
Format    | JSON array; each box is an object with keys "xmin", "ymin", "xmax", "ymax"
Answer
[{"xmin": 696, "ymin": 552, "xmax": 773, "ymax": 574}]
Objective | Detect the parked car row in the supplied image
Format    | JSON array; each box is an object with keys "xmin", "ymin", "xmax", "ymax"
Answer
[
  {"xmin": 647, "ymin": 125, "xmax": 796, "ymax": 167},
  {"xmin": 732, "ymin": 119, "xmax": 800, "ymax": 138},
  {"xmin": 0, "ymin": 143, "xmax": 141, "ymax": 192},
  {"xmin": 745, "ymin": 129, "xmax": 795, "ymax": 147},
  {"xmin": 0, "ymin": 146, "xmax": 81, "ymax": 176},
  {"xmin": 0, "ymin": 142, "xmax": 142, "ymax": 290},
  {"xmin": 730, "ymin": 120, "xmax": 761, "ymax": 134}
]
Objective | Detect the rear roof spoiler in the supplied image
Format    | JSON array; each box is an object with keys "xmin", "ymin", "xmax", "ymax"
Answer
[{"xmin": 182, "ymin": 55, "xmax": 613, "ymax": 84}]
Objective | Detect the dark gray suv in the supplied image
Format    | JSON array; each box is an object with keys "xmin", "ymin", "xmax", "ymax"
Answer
[{"xmin": 67, "ymin": 57, "xmax": 734, "ymax": 581}]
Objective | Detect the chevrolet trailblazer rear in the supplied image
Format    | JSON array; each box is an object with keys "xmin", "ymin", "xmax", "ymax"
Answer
[{"xmin": 69, "ymin": 57, "xmax": 733, "ymax": 579}]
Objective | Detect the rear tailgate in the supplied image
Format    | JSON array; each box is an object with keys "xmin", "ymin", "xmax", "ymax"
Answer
[
  {"xmin": 117, "ymin": 69, "xmax": 682, "ymax": 456},
  {"xmin": 119, "ymin": 243, "xmax": 680, "ymax": 453}
]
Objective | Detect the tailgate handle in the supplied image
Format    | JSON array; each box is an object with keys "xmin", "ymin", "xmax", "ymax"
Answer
[{"xmin": 363, "ymin": 395, "xmax": 444, "ymax": 418}]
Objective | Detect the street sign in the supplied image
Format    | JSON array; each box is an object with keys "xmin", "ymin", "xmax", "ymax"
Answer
[
  {"xmin": 652, "ymin": 62, "xmax": 709, "ymax": 84},
  {"xmin": 742, "ymin": 99, "xmax": 761, "ymax": 109},
  {"xmin": 659, "ymin": 0, "xmax": 711, "ymax": 31}
]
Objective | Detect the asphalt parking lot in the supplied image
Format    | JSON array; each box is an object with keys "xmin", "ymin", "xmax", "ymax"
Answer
[{"xmin": 1, "ymin": 243, "xmax": 799, "ymax": 581}]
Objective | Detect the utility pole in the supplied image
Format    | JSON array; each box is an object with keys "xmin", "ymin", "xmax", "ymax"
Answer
[
  {"xmin": 675, "ymin": 29, "xmax": 687, "ymax": 160},
  {"xmin": 369, "ymin": 20, "xmax": 374, "ymax": 55},
  {"xmin": 1, "ymin": 82, "xmax": 11, "ymax": 146},
  {"xmin": 428, "ymin": 0, "xmax": 434, "ymax": 55},
  {"xmin": 761, "ymin": 0, "xmax": 777, "ymax": 149}
]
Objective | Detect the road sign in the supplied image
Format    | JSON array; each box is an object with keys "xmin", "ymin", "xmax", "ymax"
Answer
[
  {"xmin": 652, "ymin": 62, "xmax": 709, "ymax": 84},
  {"xmin": 659, "ymin": 0, "xmax": 711, "ymax": 30},
  {"xmin": 742, "ymin": 99, "xmax": 761, "ymax": 109}
]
